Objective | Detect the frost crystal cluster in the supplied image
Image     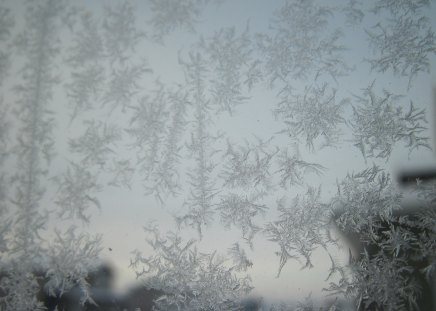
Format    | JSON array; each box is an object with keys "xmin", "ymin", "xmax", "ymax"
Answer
[
  {"xmin": 367, "ymin": 0, "xmax": 435, "ymax": 87},
  {"xmin": 0, "ymin": 0, "xmax": 435, "ymax": 310},
  {"xmin": 257, "ymin": 0, "xmax": 349, "ymax": 84},
  {"xmin": 275, "ymin": 84, "xmax": 347, "ymax": 150},
  {"xmin": 265, "ymin": 187, "xmax": 330, "ymax": 275},
  {"xmin": 351, "ymin": 83, "xmax": 429, "ymax": 160},
  {"xmin": 130, "ymin": 227, "xmax": 252, "ymax": 311}
]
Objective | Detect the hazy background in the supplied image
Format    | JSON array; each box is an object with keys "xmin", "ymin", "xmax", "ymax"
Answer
[{"xmin": 1, "ymin": 0, "xmax": 436, "ymax": 307}]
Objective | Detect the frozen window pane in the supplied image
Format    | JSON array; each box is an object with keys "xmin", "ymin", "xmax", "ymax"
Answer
[{"xmin": 0, "ymin": 0, "xmax": 435, "ymax": 310}]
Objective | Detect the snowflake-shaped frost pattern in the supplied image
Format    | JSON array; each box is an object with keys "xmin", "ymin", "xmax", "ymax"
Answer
[
  {"xmin": 221, "ymin": 138, "xmax": 277, "ymax": 192},
  {"xmin": 275, "ymin": 83, "xmax": 347, "ymax": 150},
  {"xmin": 329, "ymin": 165, "xmax": 402, "ymax": 234},
  {"xmin": 257, "ymin": 0, "xmax": 349, "ymax": 84},
  {"xmin": 130, "ymin": 227, "xmax": 252, "ymax": 311},
  {"xmin": 265, "ymin": 187, "xmax": 329, "ymax": 276},
  {"xmin": 351, "ymin": 83, "xmax": 430, "ymax": 160},
  {"xmin": 274, "ymin": 147, "xmax": 325, "ymax": 189},
  {"xmin": 217, "ymin": 192, "xmax": 268, "ymax": 248}
]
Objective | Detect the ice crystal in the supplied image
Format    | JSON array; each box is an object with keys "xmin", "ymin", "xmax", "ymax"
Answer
[
  {"xmin": 54, "ymin": 162, "xmax": 101, "ymax": 223},
  {"xmin": 0, "ymin": 98, "xmax": 9, "ymax": 164},
  {"xmin": 103, "ymin": 2, "xmax": 144, "ymax": 64},
  {"xmin": 366, "ymin": 15, "xmax": 435, "ymax": 88},
  {"xmin": 257, "ymin": 0, "xmax": 348, "ymax": 84},
  {"xmin": 147, "ymin": 87, "xmax": 189, "ymax": 201},
  {"xmin": 103, "ymin": 64, "xmax": 150, "ymax": 113},
  {"xmin": 265, "ymin": 187, "xmax": 329, "ymax": 275},
  {"xmin": 148, "ymin": 0, "xmax": 212, "ymax": 42},
  {"xmin": 180, "ymin": 144, "xmax": 218, "ymax": 238},
  {"xmin": 228, "ymin": 243, "xmax": 253, "ymax": 272},
  {"xmin": 67, "ymin": 12, "xmax": 104, "ymax": 66},
  {"xmin": 294, "ymin": 293, "xmax": 317, "ymax": 311},
  {"xmin": 275, "ymin": 147, "xmax": 325, "ymax": 189},
  {"xmin": 327, "ymin": 192, "xmax": 436, "ymax": 311},
  {"xmin": 66, "ymin": 66, "xmax": 105, "ymax": 121},
  {"xmin": 178, "ymin": 52, "xmax": 219, "ymax": 238},
  {"xmin": 0, "ymin": 175, "xmax": 9, "ymax": 253},
  {"xmin": 329, "ymin": 165, "xmax": 402, "ymax": 234},
  {"xmin": 130, "ymin": 226, "xmax": 252, "ymax": 311},
  {"xmin": 371, "ymin": 0, "xmax": 431, "ymax": 15},
  {"xmin": 0, "ymin": 5, "xmax": 13, "ymax": 42},
  {"xmin": 66, "ymin": 12, "xmax": 105, "ymax": 120},
  {"xmin": 9, "ymin": 0, "xmax": 64, "ymax": 263},
  {"xmin": 1, "ymin": 0, "xmax": 435, "ymax": 309},
  {"xmin": 275, "ymin": 84, "xmax": 347, "ymax": 150},
  {"xmin": 107, "ymin": 159, "xmax": 135, "ymax": 189},
  {"xmin": 351, "ymin": 83, "xmax": 430, "ymax": 160},
  {"xmin": 0, "ymin": 95, "xmax": 9, "ymax": 250},
  {"xmin": 0, "ymin": 265, "xmax": 45, "ymax": 311},
  {"xmin": 127, "ymin": 82, "xmax": 169, "ymax": 180},
  {"xmin": 328, "ymin": 167, "xmax": 436, "ymax": 310},
  {"xmin": 217, "ymin": 192, "xmax": 268, "ymax": 248},
  {"xmin": 201, "ymin": 26, "xmax": 257, "ymax": 115},
  {"xmin": 268, "ymin": 302, "xmax": 292, "ymax": 311},
  {"xmin": 45, "ymin": 227, "xmax": 102, "ymax": 300},
  {"xmin": 221, "ymin": 138, "xmax": 277, "ymax": 192},
  {"xmin": 0, "ymin": 4, "xmax": 13, "ymax": 86},
  {"xmin": 342, "ymin": 0, "xmax": 364, "ymax": 26},
  {"xmin": 326, "ymin": 249, "xmax": 421, "ymax": 311},
  {"xmin": 69, "ymin": 121, "xmax": 121, "ymax": 168}
]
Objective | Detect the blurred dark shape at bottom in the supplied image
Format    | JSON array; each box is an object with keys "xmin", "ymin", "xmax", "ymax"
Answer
[
  {"xmin": 0, "ymin": 264, "xmax": 163, "ymax": 311},
  {"xmin": 40, "ymin": 264, "xmax": 164, "ymax": 311},
  {"xmin": 1, "ymin": 263, "xmax": 265, "ymax": 310},
  {"xmin": 119, "ymin": 286, "xmax": 164, "ymax": 311}
]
